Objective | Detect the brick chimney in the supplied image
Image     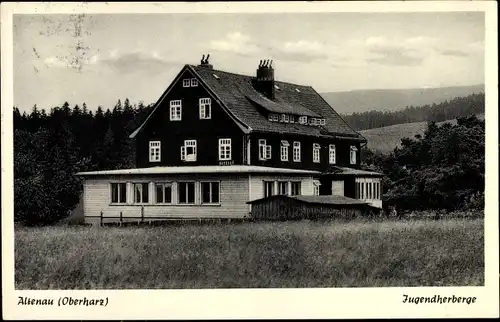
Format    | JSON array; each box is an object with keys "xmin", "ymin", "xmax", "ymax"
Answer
[
  {"xmin": 253, "ymin": 59, "xmax": 275, "ymax": 100},
  {"xmin": 198, "ymin": 53, "xmax": 213, "ymax": 69}
]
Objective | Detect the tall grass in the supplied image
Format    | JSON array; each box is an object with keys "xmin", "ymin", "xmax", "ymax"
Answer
[{"xmin": 15, "ymin": 218, "xmax": 484, "ymax": 289}]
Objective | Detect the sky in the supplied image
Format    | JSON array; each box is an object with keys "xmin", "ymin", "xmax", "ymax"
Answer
[{"xmin": 13, "ymin": 12, "xmax": 485, "ymax": 112}]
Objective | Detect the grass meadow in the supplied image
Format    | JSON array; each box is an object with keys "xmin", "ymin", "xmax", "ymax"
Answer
[{"xmin": 15, "ymin": 218, "xmax": 484, "ymax": 289}]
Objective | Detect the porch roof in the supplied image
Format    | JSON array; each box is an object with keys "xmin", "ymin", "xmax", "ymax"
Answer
[
  {"xmin": 247, "ymin": 194, "xmax": 369, "ymax": 206},
  {"xmin": 324, "ymin": 166, "xmax": 384, "ymax": 177}
]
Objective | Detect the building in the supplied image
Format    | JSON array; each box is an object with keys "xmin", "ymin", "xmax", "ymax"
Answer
[{"xmin": 77, "ymin": 55, "xmax": 383, "ymax": 224}]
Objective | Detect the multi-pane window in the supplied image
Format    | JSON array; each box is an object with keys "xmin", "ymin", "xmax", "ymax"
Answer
[
  {"xmin": 149, "ymin": 141, "xmax": 161, "ymax": 162},
  {"xmin": 329, "ymin": 144, "xmax": 336, "ymax": 164},
  {"xmin": 289, "ymin": 116, "xmax": 295, "ymax": 123},
  {"xmin": 313, "ymin": 143, "xmax": 321, "ymax": 163},
  {"xmin": 278, "ymin": 182, "xmax": 288, "ymax": 195},
  {"xmin": 155, "ymin": 183, "xmax": 172, "ymax": 204},
  {"xmin": 280, "ymin": 140, "xmax": 289, "ymax": 161},
  {"xmin": 272, "ymin": 114, "xmax": 279, "ymax": 122},
  {"xmin": 111, "ymin": 183, "xmax": 127, "ymax": 204},
  {"xmin": 183, "ymin": 79, "xmax": 190, "ymax": 87},
  {"xmin": 319, "ymin": 119, "xmax": 326, "ymax": 126},
  {"xmin": 134, "ymin": 182, "xmax": 149, "ymax": 204},
  {"xmin": 191, "ymin": 78, "xmax": 198, "ymax": 87},
  {"xmin": 281, "ymin": 114, "xmax": 289, "ymax": 123},
  {"xmin": 201, "ymin": 182, "xmax": 220, "ymax": 204},
  {"xmin": 199, "ymin": 98, "xmax": 211, "ymax": 119},
  {"xmin": 181, "ymin": 140, "xmax": 197, "ymax": 162},
  {"xmin": 264, "ymin": 181, "xmax": 275, "ymax": 197},
  {"xmin": 170, "ymin": 100, "xmax": 182, "ymax": 121},
  {"xmin": 299, "ymin": 116, "xmax": 307, "ymax": 124},
  {"xmin": 259, "ymin": 139, "xmax": 271, "ymax": 160},
  {"xmin": 293, "ymin": 141, "xmax": 301, "ymax": 162},
  {"xmin": 178, "ymin": 182, "xmax": 195, "ymax": 204},
  {"xmin": 290, "ymin": 181, "xmax": 301, "ymax": 196},
  {"xmin": 313, "ymin": 180, "xmax": 321, "ymax": 196},
  {"xmin": 219, "ymin": 138, "xmax": 231, "ymax": 160},
  {"xmin": 350, "ymin": 145, "xmax": 358, "ymax": 164}
]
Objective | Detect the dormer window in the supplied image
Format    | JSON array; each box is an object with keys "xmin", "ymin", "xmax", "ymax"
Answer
[
  {"xmin": 183, "ymin": 79, "xmax": 190, "ymax": 87},
  {"xmin": 191, "ymin": 78, "xmax": 198, "ymax": 87},
  {"xmin": 290, "ymin": 116, "xmax": 295, "ymax": 123},
  {"xmin": 268, "ymin": 114, "xmax": 279, "ymax": 122},
  {"xmin": 350, "ymin": 145, "xmax": 358, "ymax": 165},
  {"xmin": 281, "ymin": 114, "xmax": 289, "ymax": 123},
  {"xmin": 319, "ymin": 119, "xmax": 326, "ymax": 126},
  {"xmin": 299, "ymin": 116, "xmax": 307, "ymax": 124}
]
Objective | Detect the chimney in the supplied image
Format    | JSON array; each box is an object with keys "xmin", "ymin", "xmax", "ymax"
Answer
[
  {"xmin": 198, "ymin": 53, "xmax": 213, "ymax": 69},
  {"xmin": 253, "ymin": 59, "xmax": 275, "ymax": 100}
]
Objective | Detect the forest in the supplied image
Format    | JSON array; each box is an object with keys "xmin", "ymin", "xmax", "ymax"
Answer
[
  {"xmin": 13, "ymin": 94, "xmax": 485, "ymax": 225},
  {"xmin": 341, "ymin": 93, "xmax": 485, "ymax": 130}
]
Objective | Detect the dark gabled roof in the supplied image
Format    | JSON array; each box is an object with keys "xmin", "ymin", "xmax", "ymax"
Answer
[
  {"xmin": 247, "ymin": 194, "xmax": 369, "ymax": 206},
  {"xmin": 190, "ymin": 65, "xmax": 365, "ymax": 140}
]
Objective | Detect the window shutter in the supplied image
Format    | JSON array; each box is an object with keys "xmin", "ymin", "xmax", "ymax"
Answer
[{"xmin": 181, "ymin": 146, "xmax": 186, "ymax": 161}]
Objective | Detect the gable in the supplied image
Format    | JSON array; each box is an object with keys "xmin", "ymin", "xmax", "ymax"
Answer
[{"xmin": 129, "ymin": 65, "xmax": 249, "ymax": 139}]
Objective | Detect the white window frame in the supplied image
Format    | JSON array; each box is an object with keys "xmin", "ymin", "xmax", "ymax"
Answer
[
  {"xmin": 329, "ymin": 144, "xmax": 336, "ymax": 164},
  {"xmin": 290, "ymin": 181, "xmax": 301, "ymax": 196},
  {"xmin": 133, "ymin": 182, "xmax": 150, "ymax": 204},
  {"xmin": 313, "ymin": 180, "xmax": 321, "ymax": 196},
  {"xmin": 182, "ymin": 79, "xmax": 190, "ymax": 87},
  {"xmin": 170, "ymin": 100, "xmax": 182, "ymax": 121},
  {"xmin": 289, "ymin": 116, "xmax": 295, "ymax": 123},
  {"xmin": 268, "ymin": 114, "xmax": 274, "ymax": 122},
  {"xmin": 272, "ymin": 114, "xmax": 279, "ymax": 122},
  {"xmin": 155, "ymin": 182, "xmax": 172, "ymax": 204},
  {"xmin": 350, "ymin": 145, "xmax": 358, "ymax": 165},
  {"xmin": 278, "ymin": 181, "xmax": 289, "ymax": 195},
  {"xmin": 181, "ymin": 140, "xmax": 197, "ymax": 162},
  {"xmin": 281, "ymin": 114, "xmax": 289, "ymax": 123},
  {"xmin": 177, "ymin": 181, "xmax": 196, "ymax": 205},
  {"xmin": 201, "ymin": 181, "xmax": 220, "ymax": 204},
  {"xmin": 313, "ymin": 143, "xmax": 321, "ymax": 163},
  {"xmin": 199, "ymin": 98, "xmax": 211, "ymax": 119},
  {"xmin": 259, "ymin": 139, "xmax": 267, "ymax": 160},
  {"xmin": 319, "ymin": 119, "xmax": 326, "ymax": 126},
  {"xmin": 190, "ymin": 78, "xmax": 198, "ymax": 87},
  {"xmin": 149, "ymin": 141, "xmax": 161, "ymax": 162},
  {"xmin": 293, "ymin": 141, "xmax": 301, "ymax": 162},
  {"xmin": 280, "ymin": 140, "xmax": 289, "ymax": 161},
  {"xmin": 264, "ymin": 181, "xmax": 275, "ymax": 197},
  {"xmin": 219, "ymin": 138, "xmax": 232, "ymax": 161},
  {"xmin": 299, "ymin": 116, "xmax": 307, "ymax": 124},
  {"xmin": 110, "ymin": 182, "xmax": 127, "ymax": 204}
]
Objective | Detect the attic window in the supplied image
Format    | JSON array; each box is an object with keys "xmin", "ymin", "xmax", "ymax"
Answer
[
  {"xmin": 281, "ymin": 114, "xmax": 290, "ymax": 123},
  {"xmin": 295, "ymin": 88, "xmax": 301, "ymax": 93},
  {"xmin": 212, "ymin": 74, "xmax": 220, "ymax": 80},
  {"xmin": 299, "ymin": 116, "xmax": 307, "ymax": 124},
  {"xmin": 319, "ymin": 119, "xmax": 326, "ymax": 126}
]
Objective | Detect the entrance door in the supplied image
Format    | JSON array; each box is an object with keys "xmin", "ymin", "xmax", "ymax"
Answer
[{"xmin": 332, "ymin": 180, "xmax": 344, "ymax": 196}]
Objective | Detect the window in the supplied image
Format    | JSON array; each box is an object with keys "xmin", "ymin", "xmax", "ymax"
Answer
[
  {"xmin": 149, "ymin": 141, "xmax": 161, "ymax": 162},
  {"xmin": 155, "ymin": 183, "xmax": 172, "ymax": 204},
  {"xmin": 281, "ymin": 114, "xmax": 289, "ymax": 123},
  {"xmin": 201, "ymin": 182, "xmax": 220, "ymax": 204},
  {"xmin": 313, "ymin": 180, "xmax": 321, "ymax": 196},
  {"xmin": 134, "ymin": 182, "xmax": 149, "ymax": 204},
  {"xmin": 280, "ymin": 140, "xmax": 289, "ymax": 161},
  {"xmin": 268, "ymin": 114, "xmax": 273, "ymax": 121},
  {"xmin": 319, "ymin": 119, "xmax": 326, "ymax": 126},
  {"xmin": 191, "ymin": 78, "xmax": 198, "ymax": 87},
  {"xmin": 181, "ymin": 140, "xmax": 197, "ymax": 162},
  {"xmin": 218, "ymin": 138, "xmax": 232, "ymax": 160},
  {"xmin": 355, "ymin": 182, "xmax": 360, "ymax": 199},
  {"xmin": 293, "ymin": 141, "xmax": 301, "ymax": 162},
  {"xmin": 278, "ymin": 182, "xmax": 288, "ymax": 195},
  {"xmin": 291, "ymin": 181, "xmax": 301, "ymax": 196},
  {"xmin": 183, "ymin": 79, "xmax": 190, "ymax": 87},
  {"xmin": 299, "ymin": 116, "xmax": 307, "ymax": 124},
  {"xmin": 264, "ymin": 181, "xmax": 275, "ymax": 197},
  {"xmin": 289, "ymin": 116, "xmax": 295, "ymax": 123},
  {"xmin": 368, "ymin": 182, "xmax": 372, "ymax": 199},
  {"xmin": 170, "ymin": 100, "xmax": 182, "ymax": 121},
  {"xmin": 178, "ymin": 182, "xmax": 195, "ymax": 204},
  {"xmin": 313, "ymin": 143, "xmax": 320, "ymax": 163},
  {"xmin": 310, "ymin": 118, "xmax": 317, "ymax": 126},
  {"xmin": 111, "ymin": 183, "xmax": 127, "ymax": 204},
  {"xmin": 259, "ymin": 139, "xmax": 271, "ymax": 160},
  {"xmin": 199, "ymin": 98, "xmax": 211, "ymax": 119},
  {"xmin": 361, "ymin": 182, "xmax": 364, "ymax": 199},
  {"xmin": 329, "ymin": 144, "xmax": 336, "ymax": 164},
  {"xmin": 350, "ymin": 145, "xmax": 358, "ymax": 164},
  {"xmin": 272, "ymin": 114, "xmax": 279, "ymax": 122}
]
